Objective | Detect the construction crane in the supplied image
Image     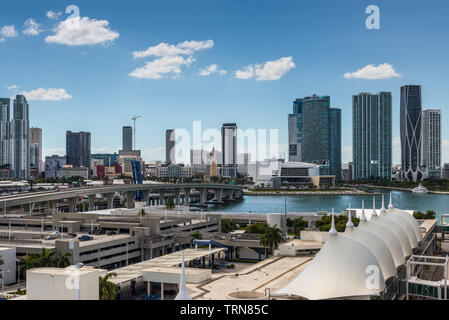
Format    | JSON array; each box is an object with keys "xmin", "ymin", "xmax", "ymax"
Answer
[{"xmin": 131, "ymin": 115, "xmax": 143, "ymax": 150}]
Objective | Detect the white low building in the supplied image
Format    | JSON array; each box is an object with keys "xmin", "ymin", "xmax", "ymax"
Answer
[{"xmin": 0, "ymin": 247, "xmax": 16, "ymax": 285}]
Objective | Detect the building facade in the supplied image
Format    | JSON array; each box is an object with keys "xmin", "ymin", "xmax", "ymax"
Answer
[
  {"xmin": 289, "ymin": 95, "xmax": 341, "ymax": 180},
  {"xmin": 400, "ymin": 85, "xmax": 424, "ymax": 182},
  {"xmin": 221, "ymin": 123, "xmax": 237, "ymax": 178},
  {"xmin": 352, "ymin": 92, "xmax": 392, "ymax": 180},
  {"xmin": 45, "ymin": 155, "xmax": 67, "ymax": 179},
  {"xmin": 122, "ymin": 126, "xmax": 133, "ymax": 151},
  {"xmin": 422, "ymin": 109, "xmax": 441, "ymax": 171},
  {"xmin": 0, "ymin": 98, "xmax": 11, "ymax": 168},
  {"xmin": 11, "ymin": 95, "xmax": 30, "ymax": 179},
  {"xmin": 91, "ymin": 153, "xmax": 118, "ymax": 167},
  {"xmin": 165, "ymin": 129, "xmax": 175, "ymax": 165},
  {"xmin": 30, "ymin": 127, "xmax": 43, "ymax": 173},
  {"xmin": 66, "ymin": 131, "xmax": 91, "ymax": 173}
]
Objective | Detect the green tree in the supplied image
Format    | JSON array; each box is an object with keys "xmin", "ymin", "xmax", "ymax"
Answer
[
  {"xmin": 291, "ymin": 217, "xmax": 307, "ymax": 236},
  {"xmin": 425, "ymin": 210, "xmax": 436, "ymax": 220},
  {"xmin": 55, "ymin": 253, "xmax": 72, "ymax": 268},
  {"xmin": 246, "ymin": 222, "xmax": 268, "ymax": 234},
  {"xmin": 190, "ymin": 231, "xmax": 203, "ymax": 243},
  {"xmin": 413, "ymin": 211, "xmax": 425, "ymax": 219},
  {"xmin": 38, "ymin": 248, "xmax": 56, "ymax": 267},
  {"xmin": 221, "ymin": 219, "xmax": 237, "ymax": 233},
  {"xmin": 259, "ymin": 224, "xmax": 283, "ymax": 256},
  {"xmin": 165, "ymin": 197, "xmax": 175, "ymax": 210},
  {"xmin": 315, "ymin": 215, "xmax": 360, "ymax": 232},
  {"xmin": 99, "ymin": 273, "xmax": 120, "ymax": 300}
]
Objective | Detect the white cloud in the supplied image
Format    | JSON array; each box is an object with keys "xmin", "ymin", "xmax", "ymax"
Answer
[
  {"xmin": 0, "ymin": 25, "xmax": 18, "ymax": 41},
  {"xmin": 198, "ymin": 64, "xmax": 227, "ymax": 76},
  {"xmin": 23, "ymin": 19, "xmax": 43, "ymax": 36},
  {"xmin": 5, "ymin": 85, "xmax": 19, "ymax": 91},
  {"xmin": 132, "ymin": 40, "xmax": 213, "ymax": 59},
  {"xmin": 129, "ymin": 55, "xmax": 195, "ymax": 79},
  {"xmin": 21, "ymin": 88, "xmax": 72, "ymax": 101},
  {"xmin": 46, "ymin": 11, "xmax": 62, "ymax": 20},
  {"xmin": 344, "ymin": 63, "xmax": 400, "ymax": 80},
  {"xmin": 45, "ymin": 16, "xmax": 119, "ymax": 46},
  {"xmin": 142, "ymin": 147, "xmax": 165, "ymax": 162},
  {"xmin": 235, "ymin": 57, "xmax": 295, "ymax": 81}
]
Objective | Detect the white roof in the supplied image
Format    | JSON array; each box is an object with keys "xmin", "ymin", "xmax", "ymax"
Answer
[
  {"xmin": 342, "ymin": 226, "xmax": 396, "ymax": 280},
  {"xmin": 381, "ymin": 213, "xmax": 418, "ymax": 249},
  {"xmin": 389, "ymin": 207, "xmax": 423, "ymax": 242},
  {"xmin": 370, "ymin": 215, "xmax": 412, "ymax": 257},
  {"xmin": 276, "ymin": 231, "xmax": 385, "ymax": 300}
]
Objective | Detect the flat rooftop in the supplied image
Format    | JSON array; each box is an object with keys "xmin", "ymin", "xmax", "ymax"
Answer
[{"xmin": 109, "ymin": 248, "xmax": 226, "ymax": 285}]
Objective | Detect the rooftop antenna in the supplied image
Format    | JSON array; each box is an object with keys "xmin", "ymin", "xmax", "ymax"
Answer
[
  {"xmin": 175, "ymin": 251, "xmax": 191, "ymax": 300},
  {"xmin": 329, "ymin": 208, "xmax": 337, "ymax": 235},
  {"xmin": 346, "ymin": 203, "xmax": 354, "ymax": 228},
  {"xmin": 131, "ymin": 115, "xmax": 143, "ymax": 150},
  {"xmin": 360, "ymin": 200, "xmax": 367, "ymax": 221},
  {"xmin": 371, "ymin": 197, "xmax": 378, "ymax": 217},
  {"xmin": 388, "ymin": 192, "xmax": 394, "ymax": 211},
  {"xmin": 380, "ymin": 194, "xmax": 387, "ymax": 215}
]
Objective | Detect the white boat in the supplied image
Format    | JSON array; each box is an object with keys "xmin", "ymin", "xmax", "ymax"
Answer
[{"xmin": 412, "ymin": 184, "xmax": 428, "ymax": 194}]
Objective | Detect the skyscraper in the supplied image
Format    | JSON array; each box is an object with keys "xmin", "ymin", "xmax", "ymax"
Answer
[
  {"xmin": 165, "ymin": 129, "xmax": 175, "ymax": 164},
  {"xmin": 400, "ymin": 85, "xmax": 424, "ymax": 181},
  {"xmin": 66, "ymin": 131, "xmax": 91, "ymax": 171},
  {"xmin": 30, "ymin": 127, "xmax": 42, "ymax": 173},
  {"xmin": 0, "ymin": 98, "xmax": 11, "ymax": 167},
  {"xmin": 122, "ymin": 126, "xmax": 133, "ymax": 151},
  {"xmin": 11, "ymin": 95, "xmax": 30, "ymax": 179},
  {"xmin": 289, "ymin": 95, "xmax": 342, "ymax": 180},
  {"xmin": 422, "ymin": 109, "xmax": 441, "ymax": 171},
  {"xmin": 221, "ymin": 123, "xmax": 237, "ymax": 178},
  {"xmin": 352, "ymin": 92, "xmax": 392, "ymax": 180},
  {"xmin": 288, "ymin": 99, "xmax": 302, "ymax": 162}
]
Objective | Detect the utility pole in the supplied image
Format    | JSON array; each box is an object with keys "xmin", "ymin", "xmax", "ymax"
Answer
[{"xmin": 132, "ymin": 115, "xmax": 143, "ymax": 150}]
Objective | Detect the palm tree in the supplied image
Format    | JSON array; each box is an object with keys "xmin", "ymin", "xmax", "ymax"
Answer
[
  {"xmin": 99, "ymin": 273, "xmax": 120, "ymax": 300},
  {"xmin": 55, "ymin": 253, "xmax": 72, "ymax": 268},
  {"xmin": 190, "ymin": 231, "xmax": 202, "ymax": 244},
  {"xmin": 165, "ymin": 197, "xmax": 175, "ymax": 211},
  {"xmin": 259, "ymin": 225, "xmax": 283, "ymax": 256},
  {"xmin": 38, "ymin": 248, "xmax": 56, "ymax": 267}
]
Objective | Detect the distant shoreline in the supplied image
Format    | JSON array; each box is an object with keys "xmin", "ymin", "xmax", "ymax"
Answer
[
  {"xmin": 243, "ymin": 190, "xmax": 382, "ymax": 196},
  {"xmin": 351, "ymin": 184, "xmax": 449, "ymax": 195}
]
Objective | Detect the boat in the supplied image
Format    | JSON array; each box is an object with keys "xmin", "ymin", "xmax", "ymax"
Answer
[{"xmin": 412, "ymin": 184, "xmax": 428, "ymax": 194}]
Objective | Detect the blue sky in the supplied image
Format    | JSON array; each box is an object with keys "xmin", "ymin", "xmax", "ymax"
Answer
[{"xmin": 0, "ymin": 0, "xmax": 448, "ymax": 164}]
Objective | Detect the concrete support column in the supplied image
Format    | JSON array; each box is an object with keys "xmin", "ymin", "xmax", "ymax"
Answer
[
  {"xmin": 199, "ymin": 188, "xmax": 207, "ymax": 206},
  {"xmin": 215, "ymin": 188, "xmax": 223, "ymax": 203},
  {"xmin": 105, "ymin": 193, "xmax": 114, "ymax": 209},
  {"xmin": 183, "ymin": 188, "xmax": 191, "ymax": 206},
  {"xmin": 143, "ymin": 190, "xmax": 151, "ymax": 206},
  {"xmin": 67, "ymin": 197, "xmax": 78, "ymax": 213},
  {"xmin": 161, "ymin": 282, "xmax": 164, "ymax": 300},
  {"xmin": 125, "ymin": 191, "xmax": 135, "ymax": 209},
  {"xmin": 227, "ymin": 190, "xmax": 235, "ymax": 201},
  {"xmin": 159, "ymin": 191, "xmax": 165, "ymax": 206},
  {"xmin": 88, "ymin": 195, "xmax": 95, "ymax": 211},
  {"xmin": 48, "ymin": 200, "xmax": 56, "ymax": 213},
  {"xmin": 174, "ymin": 189, "xmax": 181, "ymax": 206}
]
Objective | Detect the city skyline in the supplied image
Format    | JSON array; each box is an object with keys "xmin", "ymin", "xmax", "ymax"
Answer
[{"xmin": 0, "ymin": 0, "xmax": 448, "ymax": 164}]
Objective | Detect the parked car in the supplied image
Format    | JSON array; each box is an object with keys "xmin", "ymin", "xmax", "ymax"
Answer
[
  {"xmin": 78, "ymin": 235, "xmax": 93, "ymax": 242},
  {"xmin": 44, "ymin": 235, "xmax": 57, "ymax": 240},
  {"xmin": 106, "ymin": 230, "xmax": 116, "ymax": 236}
]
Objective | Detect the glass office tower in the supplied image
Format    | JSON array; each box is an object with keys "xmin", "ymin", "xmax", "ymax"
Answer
[
  {"xmin": 352, "ymin": 92, "xmax": 392, "ymax": 180},
  {"xmin": 11, "ymin": 95, "xmax": 30, "ymax": 179}
]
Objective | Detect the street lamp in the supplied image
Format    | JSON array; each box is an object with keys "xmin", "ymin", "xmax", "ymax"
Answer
[
  {"xmin": 0, "ymin": 269, "xmax": 11, "ymax": 298},
  {"xmin": 15, "ymin": 259, "xmax": 20, "ymax": 285}
]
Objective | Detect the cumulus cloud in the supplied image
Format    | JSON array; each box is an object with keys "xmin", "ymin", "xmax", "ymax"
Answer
[
  {"xmin": 23, "ymin": 19, "xmax": 43, "ymax": 36},
  {"xmin": 46, "ymin": 11, "xmax": 62, "ymax": 20},
  {"xmin": 130, "ymin": 40, "xmax": 214, "ymax": 79},
  {"xmin": 132, "ymin": 40, "xmax": 213, "ymax": 59},
  {"xmin": 198, "ymin": 64, "xmax": 227, "ymax": 76},
  {"xmin": 344, "ymin": 63, "xmax": 400, "ymax": 80},
  {"xmin": 5, "ymin": 85, "xmax": 19, "ymax": 91},
  {"xmin": 235, "ymin": 57, "xmax": 295, "ymax": 81},
  {"xmin": 45, "ymin": 16, "xmax": 119, "ymax": 46},
  {"xmin": 21, "ymin": 88, "xmax": 72, "ymax": 101},
  {"xmin": 0, "ymin": 25, "xmax": 18, "ymax": 41},
  {"xmin": 129, "ymin": 55, "xmax": 195, "ymax": 79}
]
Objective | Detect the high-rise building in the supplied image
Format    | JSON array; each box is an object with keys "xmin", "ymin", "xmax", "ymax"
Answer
[
  {"xmin": 400, "ymin": 85, "xmax": 424, "ymax": 181},
  {"xmin": 30, "ymin": 143, "xmax": 39, "ymax": 169},
  {"xmin": 352, "ymin": 92, "xmax": 392, "ymax": 180},
  {"xmin": 0, "ymin": 98, "xmax": 11, "ymax": 167},
  {"xmin": 221, "ymin": 123, "xmax": 237, "ymax": 178},
  {"xmin": 122, "ymin": 126, "xmax": 133, "ymax": 151},
  {"xmin": 30, "ymin": 127, "xmax": 42, "ymax": 173},
  {"xmin": 11, "ymin": 95, "xmax": 30, "ymax": 179},
  {"xmin": 288, "ymin": 99, "xmax": 303, "ymax": 162},
  {"xmin": 66, "ymin": 131, "xmax": 91, "ymax": 172},
  {"xmin": 289, "ymin": 95, "xmax": 342, "ymax": 180},
  {"xmin": 166, "ymin": 129, "xmax": 175, "ymax": 165},
  {"xmin": 422, "ymin": 109, "xmax": 441, "ymax": 171}
]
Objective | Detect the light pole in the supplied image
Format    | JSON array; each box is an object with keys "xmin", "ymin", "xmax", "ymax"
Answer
[
  {"xmin": 1, "ymin": 270, "xmax": 11, "ymax": 298},
  {"xmin": 15, "ymin": 259, "xmax": 20, "ymax": 285}
]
